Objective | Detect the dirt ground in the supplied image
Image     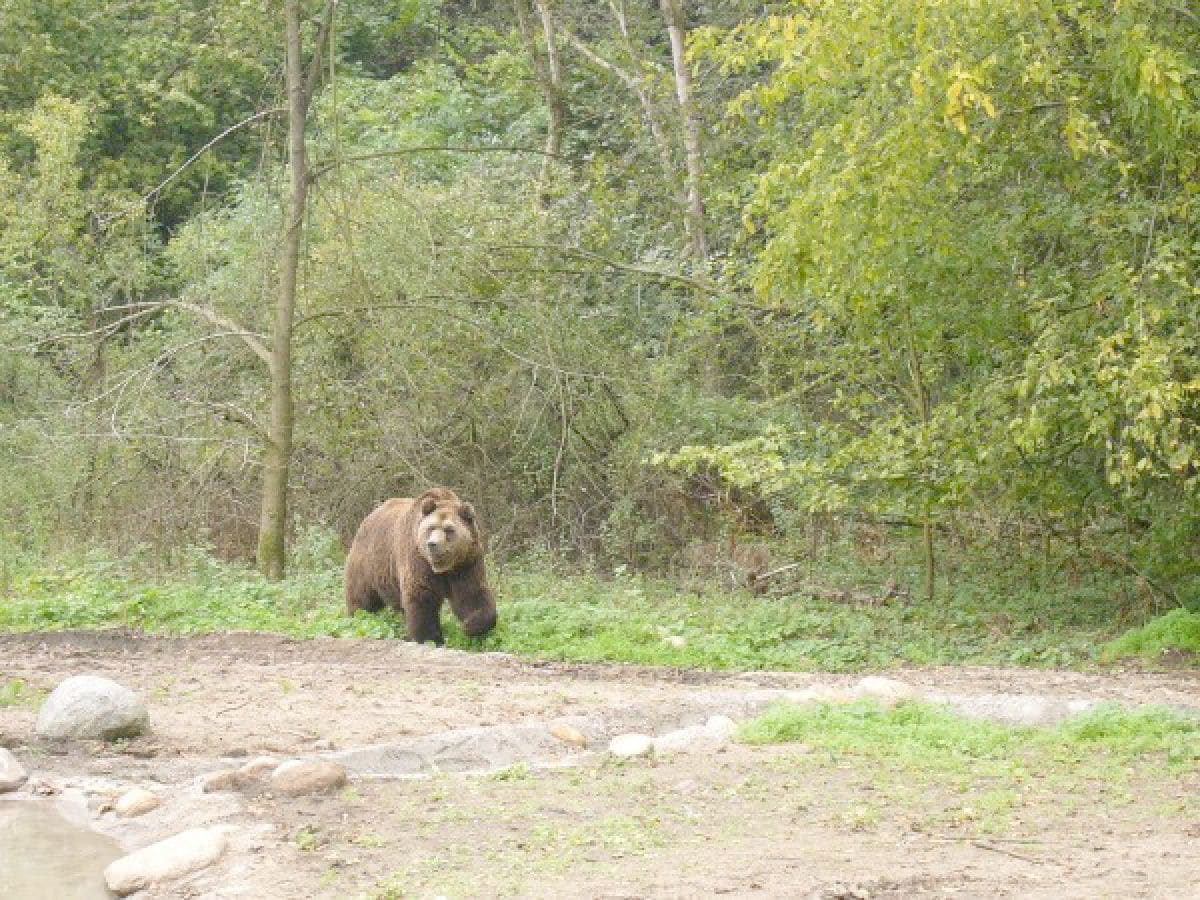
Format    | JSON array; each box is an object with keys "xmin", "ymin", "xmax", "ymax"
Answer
[{"xmin": 1, "ymin": 629, "xmax": 1198, "ymax": 899}]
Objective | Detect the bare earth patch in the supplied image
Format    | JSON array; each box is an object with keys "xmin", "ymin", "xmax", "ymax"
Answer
[{"xmin": 1, "ymin": 630, "xmax": 1197, "ymax": 899}]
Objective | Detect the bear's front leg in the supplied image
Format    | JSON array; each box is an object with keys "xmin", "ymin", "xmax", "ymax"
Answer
[
  {"xmin": 447, "ymin": 581, "xmax": 497, "ymax": 638},
  {"xmin": 404, "ymin": 591, "xmax": 445, "ymax": 645}
]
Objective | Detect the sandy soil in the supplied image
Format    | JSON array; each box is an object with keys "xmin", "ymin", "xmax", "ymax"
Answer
[{"xmin": 1, "ymin": 630, "xmax": 1198, "ymax": 899}]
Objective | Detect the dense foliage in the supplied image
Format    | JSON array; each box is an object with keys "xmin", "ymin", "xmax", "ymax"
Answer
[{"xmin": 1, "ymin": 0, "xmax": 1196, "ymax": 616}]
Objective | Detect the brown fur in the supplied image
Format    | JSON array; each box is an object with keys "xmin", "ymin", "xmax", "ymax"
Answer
[{"xmin": 344, "ymin": 487, "xmax": 497, "ymax": 644}]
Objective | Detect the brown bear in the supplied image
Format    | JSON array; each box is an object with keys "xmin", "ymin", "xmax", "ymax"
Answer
[{"xmin": 344, "ymin": 487, "xmax": 497, "ymax": 644}]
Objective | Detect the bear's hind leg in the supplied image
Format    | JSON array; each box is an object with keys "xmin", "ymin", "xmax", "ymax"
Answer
[{"xmin": 345, "ymin": 574, "xmax": 384, "ymax": 615}]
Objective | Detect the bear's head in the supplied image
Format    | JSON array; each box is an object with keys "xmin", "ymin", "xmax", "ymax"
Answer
[{"xmin": 414, "ymin": 489, "xmax": 482, "ymax": 574}]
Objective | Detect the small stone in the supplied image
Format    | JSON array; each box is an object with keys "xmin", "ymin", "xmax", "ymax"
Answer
[
  {"xmin": 270, "ymin": 759, "xmax": 348, "ymax": 796},
  {"xmin": 608, "ymin": 734, "xmax": 654, "ymax": 758},
  {"xmin": 201, "ymin": 769, "xmax": 244, "ymax": 793},
  {"xmin": 36, "ymin": 675, "xmax": 149, "ymax": 741},
  {"xmin": 104, "ymin": 827, "xmax": 229, "ymax": 896},
  {"xmin": 704, "ymin": 715, "xmax": 737, "ymax": 737},
  {"xmin": 237, "ymin": 756, "xmax": 279, "ymax": 779},
  {"xmin": 663, "ymin": 635, "xmax": 687, "ymax": 648},
  {"xmin": 549, "ymin": 722, "xmax": 588, "ymax": 748},
  {"xmin": 115, "ymin": 787, "xmax": 160, "ymax": 818},
  {"xmin": 0, "ymin": 747, "xmax": 29, "ymax": 793}
]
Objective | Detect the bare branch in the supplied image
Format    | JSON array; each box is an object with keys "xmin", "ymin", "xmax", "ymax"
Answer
[
  {"xmin": 308, "ymin": 144, "xmax": 568, "ymax": 182},
  {"xmin": 294, "ymin": 297, "xmax": 617, "ymax": 381},
  {"xmin": 13, "ymin": 302, "xmax": 169, "ymax": 352},
  {"xmin": 98, "ymin": 108, "xmax": 286, "ymax": 228},
  {"xmin": 491, "ymin": 242, "xmax": 717, "ymax": 292},
  {"xmin": 302, "ymin": 1, "xmax": 339, "ymax": 113},
  {"xmin": 172, "ymin": 300, "xmax": 272, "ymax": 370}
]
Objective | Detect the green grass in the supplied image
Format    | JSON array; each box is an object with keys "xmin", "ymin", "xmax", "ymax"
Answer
[
  {"xmin": 0, "ymin": 677, "xmax": 42, "ymax": 708},
  {"xmin": 1101, "ymin": 608, "xmax": 1200, "ymax": 663},
  {"xmin": 0, "ymin": 540, "xmax": 1192, "ymax": 672},
  {"xmin": 738, "ymin": 699, "xmax": 1200, "ymax": 779}
]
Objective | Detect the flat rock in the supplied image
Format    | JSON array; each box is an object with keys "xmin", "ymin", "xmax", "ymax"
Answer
[
  {"xmin": 608, "ymin": 733, "xmax": 654, "ymax": 758},
  {"xmin": 114, "ymin": 788, "xmax": 160, "ymax": 818},
  {"xmin": 36, "ymin": 675, "xmax": 149, "ymax": 741},
  {"xmin": 654, "ymin": 724, "xmax": 725, "ymax": 755},
  {"xmin": 0, "ymin": 747, "xmax": 28, "ymax": 793},
  {"xmin": 104, "ymin": 827, "xmax": 228, "ymax": 896},
  {"xmin": 935, "ymin": 693, "xmax": 1071, "ymax": 726},
  {"xmin": 271, "ymin": 759, "xmax": 348, "ymax": 796}
]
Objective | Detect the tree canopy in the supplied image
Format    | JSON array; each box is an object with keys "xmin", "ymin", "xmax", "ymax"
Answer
[{"xmin": 1, "ymin": 0, "xmax": 1196, "ymax": 604}]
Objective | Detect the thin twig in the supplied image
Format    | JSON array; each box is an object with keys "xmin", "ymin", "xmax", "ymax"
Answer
[
  {"xmin": 98, "ymin": 108, "xmax": 286, "ymax": 227},
  {"xmin": 309, "ymin": 144, "xmax": 568, "ymax": 182}
]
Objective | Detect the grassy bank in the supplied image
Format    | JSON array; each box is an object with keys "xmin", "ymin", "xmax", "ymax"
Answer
[
  {"xmin": 2, "ymin": 539, "xmax": 1195, "ymax": 672},
  {"xmin": 735, "ymin": 698, "xmax": 1200, "ymax": 834}
]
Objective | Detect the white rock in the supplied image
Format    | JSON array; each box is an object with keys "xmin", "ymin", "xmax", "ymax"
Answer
[
  {"xmin": 104, "ymin": 827, "xmax": 228, "ymax": 896},
  {"xmin": 654, "ymin": 725, "xmax": 728, "ymax": 756},
  {"xmin": 944, "ymin": 694, "xmax": 1061, "ymax": 726},
  {"xmin": 114, "ymin": 787, "xmax": 160, "ymax": 818},
  {"xmin": 705, "ymin": 715, "xmax": 737, "ymax": 737},
  {"xmin": 0, "ymin": 747, "xmax": 28, "ymax": 792},
  {"xmin": 36, "ymin": 675, "xmax": 149, "ymax": 741},
  {"xmin": 663, "ymin": 635, "xmax": 687, "ymax": 648},
  {"xmin": 608, "ymin": 733, "xmax": 654, "ymax": 758}
]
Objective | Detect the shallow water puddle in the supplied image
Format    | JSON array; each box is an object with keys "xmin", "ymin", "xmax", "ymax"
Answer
[{"xmin": 0, "ymin": 799, "xmax": 120, "ymax": 899}]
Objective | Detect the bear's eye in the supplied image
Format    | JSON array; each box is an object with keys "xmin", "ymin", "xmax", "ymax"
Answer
[{"xmin": 443, "ymin": 526, "xmax": 455, "ymax": 538}]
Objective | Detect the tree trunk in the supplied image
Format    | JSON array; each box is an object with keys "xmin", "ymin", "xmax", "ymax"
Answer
[
  {"xmin": 658, "ymin": 0, "xmax": 706, "ymax": 261},
  {"xmin": 514, "ymin": 0, "xmax": 565, "ymax": 204},
  {"xmin": 904, "ymin": 319, "xmax": 936, "ymax": 603},
  {"xmin": 256, "ymin": 0, "xmax": 308, "ymax": 579}
]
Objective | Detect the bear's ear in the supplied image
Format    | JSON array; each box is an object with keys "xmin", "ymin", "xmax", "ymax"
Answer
[
  {"xmin": 459, "ymin": 502, "xmax": 476, "ymax": 524},
  {"xmin": 419, "ymin": 494, "xmax": 439, "ymax": 516}
]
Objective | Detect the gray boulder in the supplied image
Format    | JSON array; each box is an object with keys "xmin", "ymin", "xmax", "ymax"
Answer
[
  {"xmin": 36, "ymin": 675, "xmax": 149, "ymax": 741},
  {"xmin": 0, "ymin": 747, "xmax": 28, "ymax": 792}
]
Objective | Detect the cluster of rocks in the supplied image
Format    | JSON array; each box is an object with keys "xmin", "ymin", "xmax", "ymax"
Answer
[
  {"xmin": 2, "ymin": 674, "xmax": 343, "ymax": 896},
  {"xmin": 608, "ymin": 715, "xmax": 737, "ymax": 759},
  {"xmin": 2, "ymin": 674, "xmax": 152, "ymax": 797},
  {"xmin": 3, "ymin": 667, "xmax": 1156, "ymax": 897}
]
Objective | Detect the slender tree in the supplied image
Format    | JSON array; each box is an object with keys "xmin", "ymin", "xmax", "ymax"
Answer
[
  {"xmin": 257, "ymin": 0, "xmax": 336, "ymax": 578},
  {"xmin": 657, "ymin": 0, "xmax": 706, "ymax": 261},
  {"xmin": 513, "ymin": 0, "xmax": 566, "ymax": 204}
]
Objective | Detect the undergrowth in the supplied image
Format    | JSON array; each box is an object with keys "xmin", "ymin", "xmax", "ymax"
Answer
[
  {"xmin": 1100, "ymin": 608, "xmax": 1200, "ymax": 663},
  {"xmin": 0, "ymin": 539, "xmax": 1192, "ymax": 673}
]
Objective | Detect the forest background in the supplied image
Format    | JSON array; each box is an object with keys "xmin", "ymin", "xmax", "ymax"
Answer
[{"xmin": 1, "ymin": 0, "xmax": 1197, "ymax": 667}]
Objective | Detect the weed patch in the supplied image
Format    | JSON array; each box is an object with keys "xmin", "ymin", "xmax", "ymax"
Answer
[
  {"xmin": 737, "ymin": 700, "xmax": 1200, "ymax": 779},
  {"xmin": 1101, "ymin": 608, "xmax": 1200, "ymax": 663}
]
